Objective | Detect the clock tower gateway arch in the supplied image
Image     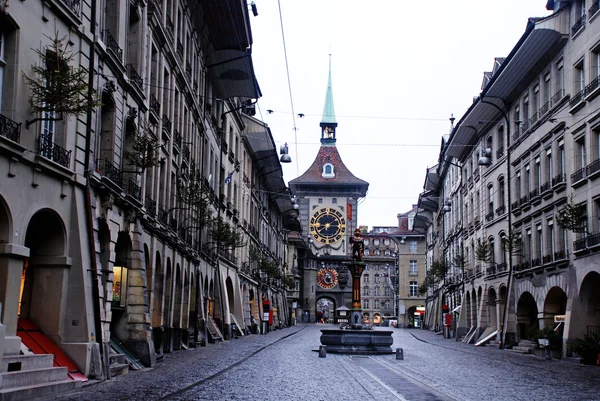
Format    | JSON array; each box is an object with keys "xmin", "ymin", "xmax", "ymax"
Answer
[{"xmin": 289, "ymin": 58, "xmax": 368, "ymax": 323}]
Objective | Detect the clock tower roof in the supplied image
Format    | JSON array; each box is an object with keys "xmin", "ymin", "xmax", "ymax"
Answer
[{"xmin": 321, "ymin": 55, "xmax": 337, "ymax": 127}]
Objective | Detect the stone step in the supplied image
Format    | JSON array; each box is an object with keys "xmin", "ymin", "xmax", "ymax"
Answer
[
  {"xmin": 0, "ymin": 379, "xmax": 81, "ymax": 401},
  {"xmin": 508, "ymin": 347, "xmax": 533, "ymax": 354},
  {"xmin": 109, "ymin": 353, "xmax": 127, "ymax": 366},
  {"xmin": 109, "ymin": 363, "xmax": 129, "ymax": 377},
  {"xmin": 0, "ymin": 367, "xmax": 68, "ymax": 390},
  {"xmin": 1, "ymin": 355, "xmax": 54, "ymax": 373}
]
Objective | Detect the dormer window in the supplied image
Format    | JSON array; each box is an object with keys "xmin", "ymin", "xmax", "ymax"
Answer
[{"xmin": 322, "ymin": 163, "xmax": 335, "ymax": 178}]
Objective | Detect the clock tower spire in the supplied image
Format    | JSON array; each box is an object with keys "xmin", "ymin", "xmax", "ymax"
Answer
[{"xmin": 320, "ymin": 55, "xmax": 337, "ymax": 145}]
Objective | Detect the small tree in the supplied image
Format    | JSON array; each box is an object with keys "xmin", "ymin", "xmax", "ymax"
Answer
[
  {"xmin": 209, "ymin": 216, "xmax": 246, "ymax": 250},
  {"xmin": 23, "ymin": 29, "xmax": 101, "ymax": 122},
  {"xmin": 475, "ymin": 240, "xmax": 492, "ymax": 263},
  {"xmin": 556, "ymin": 194, "xmax": 588, "ymax": 234},
  {"xmin": 123, "ymin": 130, "xmax": 161, "ymax": 172}
]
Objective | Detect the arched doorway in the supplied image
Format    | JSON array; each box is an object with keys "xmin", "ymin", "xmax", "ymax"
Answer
[
  {"xmin": 0, "ymin": 195, "xmax": 10, "ymax": 244},
  {"xmin": 516, "ymin": 292, "xmax": 538, "ymax": 340},
  {"xmin": 226, "ymin": 276, "xmax": 235, "ymax": 314},
  {"xmin": 465, "ymin": 292, "xmax": 473, "ymax": 327},
  {"xmin": 316, "ymin": 297, "xmax": 335, "ymax": 324},
  {"xmin": 152, "ymin": 251, "xmax": 164, "ymax": 354},
  {"xmin": 576, "ymin": 272, "xmax": 600, "ymax": 339},
  {"xmin": 21, "ymin": 209, "xmax": 67, "ymax": 341},
  {"xmin": 173, "ymin": 264, "xmax": 182, "ymax": 350},
  {"xmin": 109, "ymin": 232, "xmax": 133, "ymax": 342},
  {"xmin": 487, "ymin": 287, "xmax": 498, "ymax": 330},
  {"xmin": 542, "ymin": 286, "xmax": 567, "ymax": 342},
  {"xmin": 164, "ymin": 258, "xmax": 173, "ymax": 352}
]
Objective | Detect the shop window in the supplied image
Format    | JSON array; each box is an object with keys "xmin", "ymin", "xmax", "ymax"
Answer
[{"xmin": 113, "ymin": 266, "xmax": 128, "ymax": 308}]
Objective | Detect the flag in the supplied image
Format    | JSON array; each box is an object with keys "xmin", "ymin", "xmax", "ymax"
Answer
[{"xmin": 224, "ymin": 170, "xmax": 234, "ymax": 184}]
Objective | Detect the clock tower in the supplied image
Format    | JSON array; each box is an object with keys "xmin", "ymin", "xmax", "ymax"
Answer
[{"xmin": 289, "ymin": 58, "xmax": 369, "ymax": 323}]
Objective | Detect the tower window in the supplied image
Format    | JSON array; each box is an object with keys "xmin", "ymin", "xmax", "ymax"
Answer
[{"xmin": 322, "ymin": 163, "xmax": 335, "ymax": 178}]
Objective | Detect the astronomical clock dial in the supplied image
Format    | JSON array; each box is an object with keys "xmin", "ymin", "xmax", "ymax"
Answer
[
  {"xmin": 309, "ymin": 207, "xmax": 347, "ymax": 244},
  {"xmin": 317, "ymin": 268, "xmax": 338, "ymax": 289}
]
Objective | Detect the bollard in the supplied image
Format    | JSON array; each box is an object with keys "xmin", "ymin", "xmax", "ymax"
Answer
[
  {"xmin": 396, "ymin": 347, "xmax": 404, "ymax": 360},
  {"xmin": 319, "ymin": 345, "xmax": 327, "ymax": 358}
]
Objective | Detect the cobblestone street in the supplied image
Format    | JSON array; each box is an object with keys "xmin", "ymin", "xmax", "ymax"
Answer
[{"xmin": 44, "ymin": 324, "xmax": 600, "ymax": 401}]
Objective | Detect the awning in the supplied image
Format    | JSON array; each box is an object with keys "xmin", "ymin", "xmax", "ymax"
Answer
[
  {"xmin": 452, "ymin": 305, "xmax": 462, "ymax": 314},
  {"xmin": 207, "ymin": 49, "xmax": 261, "ymax": 100},
  {"xmin": 447, "ymin": 9, "xmax": 569, "ymax": 161}
]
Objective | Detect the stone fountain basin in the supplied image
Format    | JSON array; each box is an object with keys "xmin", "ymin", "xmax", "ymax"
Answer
[{"xmin": 320, "ymin": 328, "xmax": 394, "ymax": 354}]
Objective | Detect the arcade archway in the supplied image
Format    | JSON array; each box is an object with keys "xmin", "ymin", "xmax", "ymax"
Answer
[{"xmin": 516, "ymin": 292, "xmax": 538, "ymax": 340}]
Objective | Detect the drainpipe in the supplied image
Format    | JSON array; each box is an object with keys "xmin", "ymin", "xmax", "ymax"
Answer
[{"xmin": 83, "ymin": 0, "xmax": 109, "ymax": 380}]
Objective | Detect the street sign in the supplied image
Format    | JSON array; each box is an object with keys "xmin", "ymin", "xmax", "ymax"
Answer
[{"xmin": 554, "ymin": 315, "xmax": 566, "ymax": 323}]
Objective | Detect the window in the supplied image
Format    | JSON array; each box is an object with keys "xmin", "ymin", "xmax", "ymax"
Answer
[
  {"xmin": 332, "ymin": 198, "xmax": 337, "ymax": 204},
  {"xmin": 592, "ymin": 46, "xmax": 600, "ymax": 83},
  {"xmin": 409, "ymin": 281, "xmax": 418, "ymax": 297},
  {"xmin": 374, "ymin": 300, "xmax": 380, "ymax": 309},
  {"xmin": 112, "ymin": 265, "xmax": 128, "ymax": 308},
  {"xmin": 363, "ymin": 286, "xmax": 369, "ymax": 296},
  {"xmin": 409, "ymin": 241, "xmax": 417, "ymax": 253},
  {"xmin": 514, "ymin": 105, "xmax": 521, "ymax": 137},
  {"xmin": 532, "ymin": 84, "xmax": 540, "ymax": 123},
  {"xmin": 547, "ymin": 219, "xmax": 555, "ymax": 258},
  {"xmin": 375, "ymin": 286, "xmax": 380, "ymax": 296},
  {"xmin": 546, "ymin": 149, "xmax": 553, "ymax": 184},
  {"xmin": 574, "ymin": 59, "xmax": 585, "ymax": 98},
  {"xmin": 595, "ymin": 198, "xmax": 600, "ymax": 233},
  {"xmin": 364, "ymin": 275, "xmax": 369, "ymax": 284},
  {"xmin": 575, "ymin": 136, "xmax": 586, "ymax": 170},
  {"xmin": 523, "ymin": 95, "xmax": 530, "ymax": 128},
  {"xmin": 385, "ymin": 287, "xmax": 390, "ymax": 296},
  {"xmin": 364, "ymin": 249, "xmax": 370, "ymax": 256},
  {"xmin": 498, "ymin": 177, "xmax": 505, "ymax": 208},
  {"xmin": 375, "ymin": 274, "xmax": 380, "ymax": 284},
  {"xmin": 385, "ymin": 300, "xmax": 390, "ymax": 310},
  {"xmin": 488, "ymin": 185, "xmax": 494, "ymax": 214},
  {"xmin": 375, "ymin": 250, "xmax": 380, "ymax": 256},
  {"xmin": 497, "ymin": 126, "xmax": 504, "ymax": 155},
  {"xmin": 409, "ymin": 260, "xmax": 418, "ymax": 275},
  {"xmin": 556, "ymin": 58, "xmax": 564, "ymax": 97},
  {"xmin": 543, "ymin": 72, "xmax": 551, "ymax": 112},
  {"xmin": 537, "ymin": 224, "xmax": 543, "ymax": 262},
  {"xmin": 322, "ymin": 163, "xmax": 335, "ymax": 178},
  {"xmin": 535, "ymin": 158, "xmax": 541, "ymax": 189},
  {"xmin": 0, "ymin": 31, "xmax": 4, "ymax": 112},
  {"xmin": 525, "ymin": 165, "xmax": 531, "ymax": 194},
  {"xmin": 593, "ymin": 127, "xmax": 600, "ymax": 162},
  {"xmin": 363, "ymin": 299, "xmax": 369, "ymax": 309},
  {"xmin": 384, "ymin": 239, "xmax": 390, "ymax": 245},
  {"xmin": 558, "ymin": 140, "xmax": 566, "ymax": 175},
  {"xmin": 374, "ymin": 239, "xmax": 380, "ymax": 246},
  {"xmin": 526, "ymin": 229, "xmax": 533, "ymax": 264},
  {"xmin": 318, "ymin": 198, "xmax": 323, "ymax": 204}
]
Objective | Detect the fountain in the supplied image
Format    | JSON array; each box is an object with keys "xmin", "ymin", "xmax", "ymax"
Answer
[{"xmin": 318, "ymin": 229, "xmax": 394, "ymax": 354}]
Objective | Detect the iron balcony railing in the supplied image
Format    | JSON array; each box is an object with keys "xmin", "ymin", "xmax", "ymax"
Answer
[
  {"xmin": 495, "ymin": 205, "xmax": 506, "ymax": 216},
  {"xmin": 585, "ymin": 75, "xmax": 600, "ymax": 96},
  {"xmin": 496, "ymin": 263, "xmax": 507, "ymax": 273},
  {"xmin": 174, "ymin": 130, "xmax": 182, "ymax": 149},
  {"xmin": 551, "ymin": 89, "xmax": 565, "ymax": 105},
  {"xmin": 0, "ymin": 113, "xmax": 21, "ymax": 143},
  {"xmin": 158, "ymin": 207, "xmax": 168, "ymax": 225},
  {"xmin": 570, "ymin": 89, "xmax": 585, "ymax": 107},
  {"xmin": 572, "ymin": 14, "xmax": 586, "ymax": 36},
  {"xmin": 588, "ymin": 232, "xmax": 600, "ymax": 247},
  {"xmin": 542, "ymin": 254, "xmax": 554, "ymax": 265},
  {"xmin": 177, "ymin": 41, "xmax": 184, "ymax": 61},
  {"xmin": 39, "ymin": 134, "xmax": 71, "ymax": 168},
  {"xmin": 529, "ymin": 187, "xmax": 539, "ymax": 200},
  {"xmin": 496, "ymin": 148, "xmax": 504, "ymax": 159},
  {"xmin": 97, "ymin": 158, "xmax": 122, "ymax": 185},
  {"xmin": 162, "ymin": 115, "xmax": 172, "ymax": 132},
  {"xmin": 127, "ymin": 64, "xmax": 143, "ymax": 90},
  {"xmin": 539, "ymin": 100, "xmax": 551, "ymax": 116},
  {"xmin": 145, "ymin": 197, "xmax": 156, "ymax": 217},
  {"xmin": 529, "ymin": 111, "xmax": 539, "ymax": 127},
  {"xmin": 150, "ymin": 94, "xmax": 161, "ymax": 115},
  {"xmin": 590, "ymin": 1, "xmax": 600, "ymax": 18},
  {"xmin": 552, "ymin": 173, "xmax": 566, "ymax": 186},
  {"xmin": 540, "ymin": 181, "xmax": 551, "ymax": 194},
  {"xmin": 123, "ymin": 177, "xmax": 141, "ymax": 199},
  {"xmin": 571, "ymin": 167, "xmax": 586, "ymax": 183},
  {"xmin": 60, "ymin": 0, "xmax": 81, "ymax": 15},
  {"xmin": 574, "ymin": 237, "xmax": 587, "ymax": 252},
  {"xmin": 485, "ymin": 211, "xmax": 494, "ymax": 222},
  {"xmin": 554, "ymin": 249, "xmax": 567, "ymax": 260},
  {"xmin": 104, "ymin": 30, "xmax": 123, "ymax": 61},
  {"xmin": 586, "ymin": 158, "xmax": 600, "ymax": 177}
]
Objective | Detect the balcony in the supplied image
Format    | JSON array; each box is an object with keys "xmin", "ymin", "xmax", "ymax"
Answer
[
  {"xmin": 162, "ymin": 115, "xmax": 172, "ymax": 133},
  {"xmin": 145, "ymin": 197, "xmax": 156, "ymax": 217},
  {"xmin": 588, "ymin": 232, "xmax": 600, "ymax": 248},
  {"xmin": 540, "ymin": 181, "xmax": 551, "ymax": 196},
  {"xmin": 486, "ymin": 265, "xmax": 496, "ymax": 276},
  {"xmin": 176, "ymin": 41, "xmax": 184, "ymax": 61},
  {"xmin": 539, "ymin": 100, "xmax": 551, "ymax": 117},
  {"xmin": 228, "ymin": 150, "xmax": 234, "ymax": 163},
  {"xmin": 554, "ymin": 249, "xmax": 567, "ymax": 261},
  {"xmin": 467, "ymin": 177, "xmax": 473, "ymax": 188},
  {"xmin": 147, "ymin": 0, "xmax": 162, "ymax": 17},
  {"xmin": 529, "ymin": 111, "xmax": 539, "ymax": 127},
  {"xmin": 495, "ymin": 205, "xmax": 506, "ymax": 216},
  {"xmin": 104, "ymin": 30, "xmax": 123, "ymax": 62},
  {"xmin": 496, "ymin": 148, "xmax": 504, "ymax": 159},
  {"xmin": 551, "ymin": 89, "xmax": 565, "ymax": 105},
  {"xmin": 571, "ymin": 167, "xmax": 586, "ymax": 187},
  {"xmin": 585, "ymin": 75, "xmax": 600, "ymax": 100},
  {"xmin": 485, "ymin": 211, "xmax": 494, "ymax": 222},
  {"xmin": 529, "ymin": 188, "xmax": 541, "ymax": 204},
  {"xmin": 166, "ymin": 15, "xmax": 174, "ymax": 38},
  {"xmin": 59, "ymin": 0, "xmax": 81, "ymax": 15},
  {"xmin": 173, "ymin": 130, "xmax": 182, "ymax": 150},
  {"xmin": 574, "ymin": 237, "xmax": 588, "ymax": 253},
  {"xmin": 96, "ymin": 158, "xmax": 122, "ymax": 186},
  {"xmin": 520, "ymin": 194, "xmax": 530, "ymax": 208},
  {"xmin": 474, "ymin": 169, "xmax": 480, "ymax": 182},
  {"xmin": 542, "ymin": 254, "xmax": 554, "ymax": 265},
  {"xmin": 186, "ymin": 62, "xmax": 192, "ymax": 78},
  {"xmin": 150, "ymin": 94, "xmax": 160, "ymax": 116},
  {"xmin": 496, "ymin": 262, "xmax": 507, "ymax": 273},
  {"xmin": 520, "ymin": 119, "xmax": 529, "ymax": 133},
  {"xmin": 552, "ymin": 173, "xmax": 566, "ymax": 191},
  {"xmin": 511, "ymin": 200, "xmax": 520, "ymax": 215},
  {"xmin": 531, "ymin": 258, "xmax": 542, "ymax": 268},
  {"xmin": 39, "ymin": 134, "xmax": 71, "ymax": 169},
  {"xmin": 127, "ymin": 64, "xmax": 143, "ymax": 91},
  {"xmin": 183, "ymin": 144, "xmax": 190, "ymax": 162},
  {"xmin": 158, "ymin": 207, "xmax": 168, "ymax": 225},
  {"xmin": 586, "ymin": 159, "xmax": 600, "ymax": 179},
  {"xmin": 123, "ymin": 177, "xmax": 141, "ymax": 199},
  {"xmin": 0, "ymin": 113, "xmax": 21, "ymax": 143},
  {"xmin": 569, "ymin": 89, "xmax": 585, "ymax": 110},
  {"xmin": 591, "ymin": 1, "xmax": 600, "ymax": 19},
  {"xmin": 572, "ymin": 13, "xmax": 586, "ymax": 36}
]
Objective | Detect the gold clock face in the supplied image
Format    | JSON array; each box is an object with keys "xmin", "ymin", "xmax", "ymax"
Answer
[
  {"xmin": 310, "ymin": 207, "xmax": 347, "ymax": 244},
  {"xmin": 317, "ymin": 268, "xmax": 338, "ymax": 289}
]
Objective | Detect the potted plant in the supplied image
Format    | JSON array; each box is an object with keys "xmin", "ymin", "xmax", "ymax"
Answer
[{"xmin": 568, "ymin": 332, "xmax": 600, "ymax": 365}]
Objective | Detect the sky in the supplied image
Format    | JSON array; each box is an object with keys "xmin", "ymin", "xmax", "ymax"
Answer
[{"xmin": 248, "ymin": 1, "xmax": 552, "ymax": 229}]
